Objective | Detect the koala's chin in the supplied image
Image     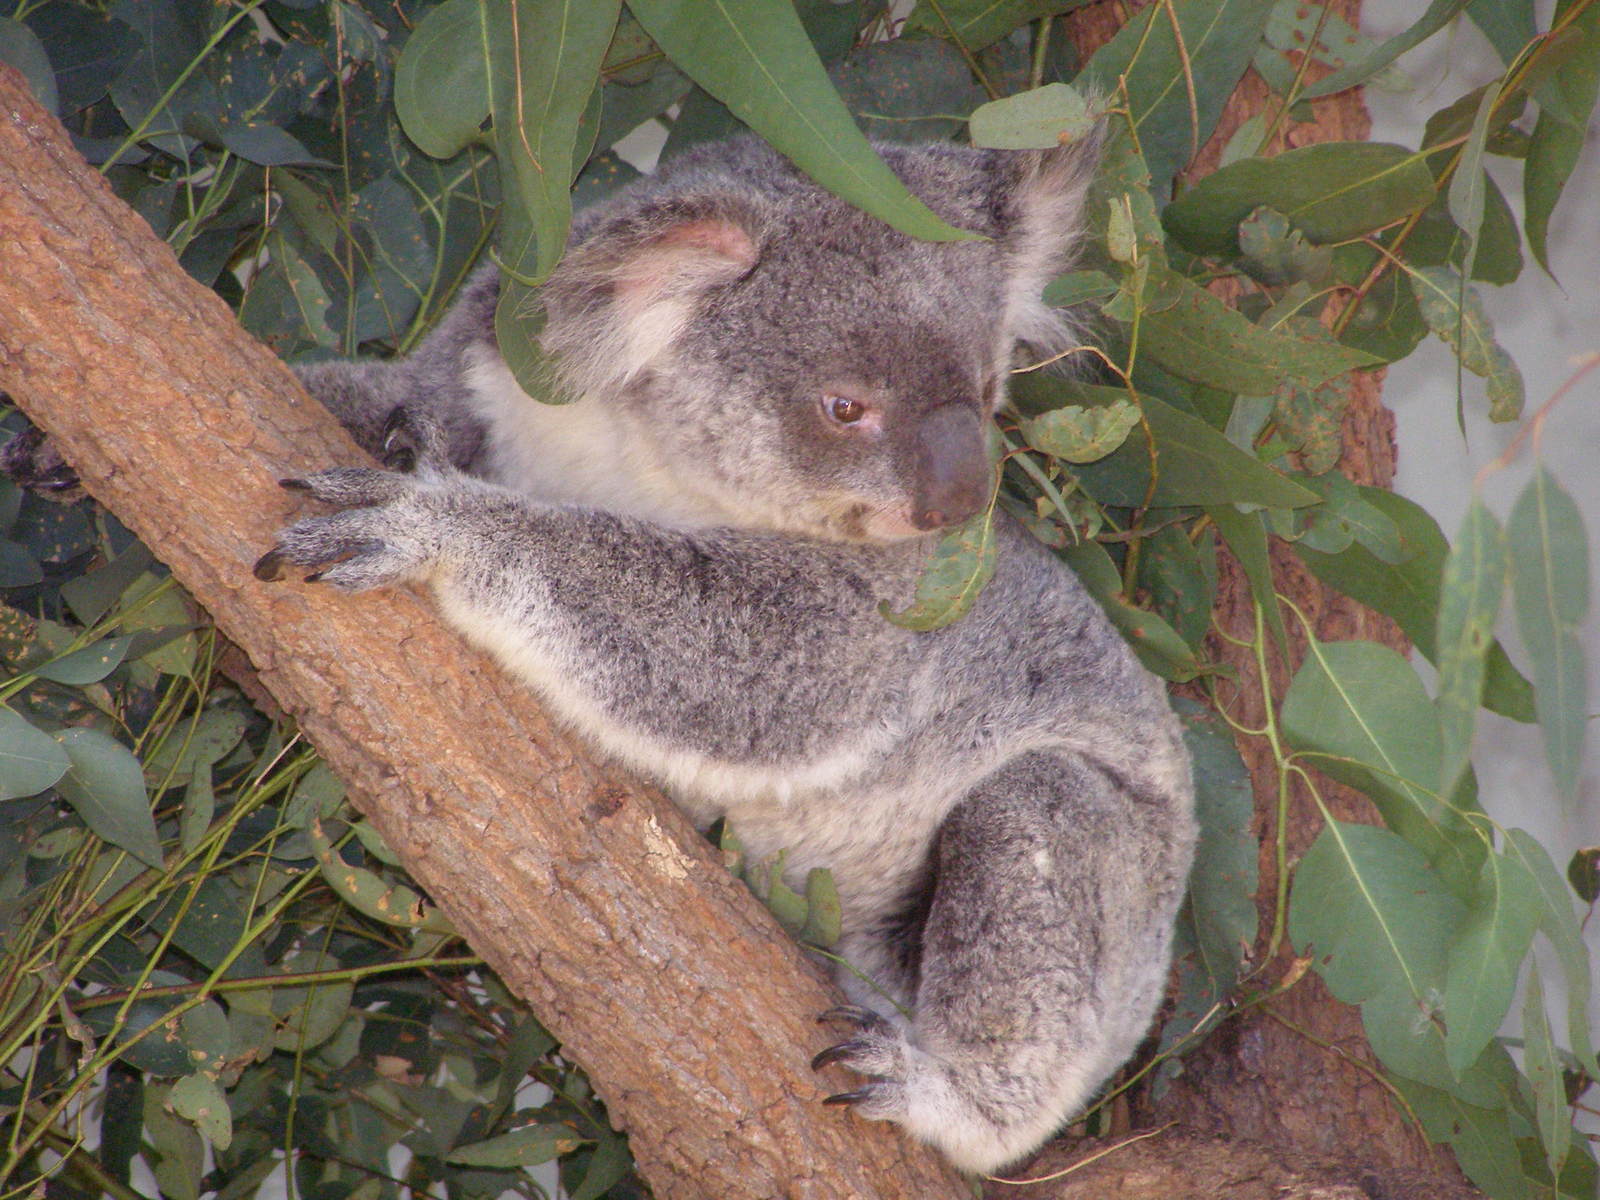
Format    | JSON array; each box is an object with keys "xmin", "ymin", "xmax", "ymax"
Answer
[{"xmin": 268, "ymin": 132, "xmax": 1197, "ymax": 1176}]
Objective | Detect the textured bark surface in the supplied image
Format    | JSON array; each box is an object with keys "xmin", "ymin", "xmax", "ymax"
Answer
[{"xmin": 0, "ymin": 64, "xmax": 969, "ymax": 1200}]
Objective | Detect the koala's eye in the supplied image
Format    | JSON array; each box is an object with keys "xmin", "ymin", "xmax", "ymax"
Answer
[{"xmin": 823, "ymin": 393, "xmax": 868, "ymax": 425}]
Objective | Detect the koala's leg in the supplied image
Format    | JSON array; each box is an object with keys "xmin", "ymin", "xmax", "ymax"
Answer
[{"xmin": 815, "ymin": 749, "xmax": 1190, "ymax": 1175}]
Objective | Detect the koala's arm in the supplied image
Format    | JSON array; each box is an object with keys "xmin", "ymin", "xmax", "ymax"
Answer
[{"xmin": 256, "ymin": 467, "xmax": 918, "ymax": 776}]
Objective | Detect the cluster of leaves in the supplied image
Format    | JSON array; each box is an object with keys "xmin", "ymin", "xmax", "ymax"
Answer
[
  {"xmin": 2, "ymin": 0, "xmax": 1598, "ymax": 1196},
  {"xmin": 0, "ymin": 447, "xmax": 643, "ymax": 1198}
]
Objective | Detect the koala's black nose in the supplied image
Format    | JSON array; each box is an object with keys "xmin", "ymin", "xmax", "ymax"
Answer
[{"xmin": 911, "ymin": 404, "xmax": 990, "ymax": 530}]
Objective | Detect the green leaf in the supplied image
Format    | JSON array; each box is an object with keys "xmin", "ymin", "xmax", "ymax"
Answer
[
  {"xmin": 1290, "ymin": 819, "xmax": 1466, "ymax": 1008},
  {"xmin": 308, "ymin": 816, "xmax": 453, "ymax": 932},
  {"xmin": 1434, "ymin": 499, "xmax": 1505, "ymax": 795},
  {"xmin": 448, "ymin": 1123, "xmax": 586, "ymax": 1167},
  {"xmin": 1017, "ymin": 399, "xmax": 1140, "ymax": 463},
  {"xmin": 629, "ymin": 0, "xmax": 969, "ymax": 242},
  {"xmin": 55, "ymin": 727, "xmax": 163, "ymax": 869},
  {"xmin": 904, "ymin": 0, "xmax": 1093, "ymax": 52},
  {"xmin": 1079, "ymin": 0, "xmax": 1275, "ymax": 193},
  {"xmin": 170, "ymin": 1072, "xmax": 232, "ymax": 1151},
  {"xmin": 32, "ymin": 634, "xmax": 136, "ymax": 685},
  {"xmin": 0, "ymin": 16, "xmax": 60, "ymax": 114},
  {"xmin": 1466, "ymin": 0, "xmax": 1537, "ymax": 65},
  {"xmin": 1175, "ymin": 700, "xmax": 1258, "ymax": 995},
  {"xmin": 1294, "ymin": 471, "xmax": 1405, "ymax": 563},
  {"xmin": 1138, "ymin": 522, "xmax": 1217, "ymax": 652},
  {"xmin": 569, "ymin": 1131, "xmax": 634, "ymax": 1200},
  {"xmin": 1502, "ymin": 829, "xmax": 1600, "ymax": 1079},
  {"xmin": 1442, "ymin": 850, "xmax": 1542, "ymax": 1074},
  {"xmin": 1280, "ymin": 638, "xmax": 1477, "ymax": 875},
  {"xmin": 1140, "ymin": 273, "xmax": 1380, "ymax": 395},
  {"xmin": 1236, "ymin": 206, "xmax": 1333, "ymax": 287},
  {"xmin": 1163, "ymin": 142, "xmax": 1436, "ymax": 259},
  {"xmin": 1445, "ymin": 80, "xmax": 1501, "ymax": 287},
  {"xmin": 800, "ymin": 867, "xmax": 842, "ymax": 949},
  {"xmin": 1408, "ymin": 266, "xmax": 1525, "ymax": 422},
  {"xmin": 969, "ymin": 82, "xmax": 1097, "ymax": 150},
  {"xmin": 1293, "ymin": 487, "xmax": 1535, "ymax": 724},
  {"xmin": 881, "ymin": 506, "xmax": 999, "ymax": 631},
  {"xmin": 394, "ymin": 0, "xmax": 490, "ymax": 159},
  {"xmin": 1522, "ymin": 968, "xmax": 1573, "ymax": 1180},
  {"xmin": 830, "ymin": 37, "xmax": 985, "ymax": 143},
  {"xmin": 1301, "ymin": 0, "xmax": 1470, "ymax": 99},
  {"xmin": 0, "ymin": 706, "xmax": 71, "ymax": 799},
  {"xmin": 1204, "ymin": 502, "xmax": 1288, "ymax": 653},
  {"xmin": 1025, "ymin": 380, "xmax": 1319, "ymax": 510},
  {"xmin": 1524, "ymin": 1, "xmax": 1600, "ymax": 274},
  {"xmin": 1043, "ymin": 269, "xmax": 1117, "ymax": 307},
  {"xmin": 1507, "ymin": 466, "xmax": 1589, "ymax": 800},
  {"xmin": 1058, "ymin": 541, "xmax": 1202, "ymax": 681},
  {"xmin": 1390, "ymin": 1076, "xmax": 1532, "ymax": 1200}
]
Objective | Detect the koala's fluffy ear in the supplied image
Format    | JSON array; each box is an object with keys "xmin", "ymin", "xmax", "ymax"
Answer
[
  {"xmin": 1000, "ymin": 126, "xmax": 1105, "ymax": 362},
  {"xmin": 539, "ymin": 194, "xmax": 768, "ymax": 399}
]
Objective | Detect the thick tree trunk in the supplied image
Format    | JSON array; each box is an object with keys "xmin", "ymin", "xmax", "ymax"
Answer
[{"xmin": 0, "ymin": 64, "xmax": 968, "ymax": 1200}]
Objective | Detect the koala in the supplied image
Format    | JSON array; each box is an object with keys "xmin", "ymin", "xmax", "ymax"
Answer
[{"xmin": 254, "ymin": 135, "xmax": 1198, "ymax": 1175}]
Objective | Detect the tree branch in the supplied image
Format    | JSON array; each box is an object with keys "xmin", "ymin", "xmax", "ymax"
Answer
[{"xmin": 0, "ymin": 64, "xmax": 967, "ymax": 1200}]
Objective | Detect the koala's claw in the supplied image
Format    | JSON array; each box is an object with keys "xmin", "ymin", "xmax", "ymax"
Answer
[
  {"xmin": 817, "ymin": 1005, "xmax": 893, "ymax": 1033},
  {"xmin": 821, "ymin": 1088, "xmax": 879, "ymax": 1107},
  {"xmin": 258, "ymin": 469, "xmax": 436, "ymax": 591},
  {"xmin": 380, "ymin": 406, "xmax": 451, "ymax": 473}
]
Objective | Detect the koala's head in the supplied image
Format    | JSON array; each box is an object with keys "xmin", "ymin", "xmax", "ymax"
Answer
[{"xmin": 538, "ymin": 134, "xmax": 1099, "ymax": 543}]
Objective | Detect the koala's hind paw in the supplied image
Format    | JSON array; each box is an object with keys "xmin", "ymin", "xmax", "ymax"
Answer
[
  {"xmin": 379, "ymin": 406, "xmax": 452, "ymax": 473},
  {"xmin": 812, "ymin": 1006, "xmax": 908, "ymax": 1119},
  {"xmin": 256, "ymin": 469, "xmax": 434, "ymax": 591},
  {"xmin": 1, "ymin": 427, "xmax": 82, "ymax": 499}
]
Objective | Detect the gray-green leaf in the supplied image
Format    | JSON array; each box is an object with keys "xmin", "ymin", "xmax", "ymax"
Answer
[{"xmin": 55, "ymin": 727, "xmax": 163, "ymax": 868}]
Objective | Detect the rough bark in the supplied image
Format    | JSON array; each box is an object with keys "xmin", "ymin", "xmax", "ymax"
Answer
[{"xmin": 0, "ymin": 63, "xmax": 968, "ymax": 1200}]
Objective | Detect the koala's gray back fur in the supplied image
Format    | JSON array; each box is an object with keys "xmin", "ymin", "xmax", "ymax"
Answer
[{"xmin": 274, "ymin": 134, "xmax": 1197, "ymax": 1175}]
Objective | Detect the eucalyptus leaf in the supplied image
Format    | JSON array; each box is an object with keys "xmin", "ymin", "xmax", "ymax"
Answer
[
  {"xmin": 55, "ymin": 727, "xmax": 163, "ymax": 869},
  {"xmin": 1293, "ymin": 486, "xmax": 1535, "ymax": 724},
  {"xmin": 1502, "ymin": 828, "xmax": 1600, "ymax": 1079},
  {"xmin": 630, "ymin": 0, "xmax": 969, "ymax": 242},
  {"xmin": 1524, "ymin": 1, "xmax": 1600, "ymax": 274},
  {"xmin": 1280, "ymin": 637, "xmax": 1478, "ymax": 879},
  {"xmin": 881, "ymin": 507, "xmax": 999, "ymax": 632},
  {"xmin": 1163, "ymin": 142, "xmax": 1436, "ymax": 258},
  {"xmin": 1140, "ymin": 273, "xmax": 1380, "ymax": 395},
  {"xmin": 393, "ymin": 0, "xmax": 490, "ymax": 160},
  {"xmin": 1018, "ymin": 400, "xmax": 1140, "ymax": 463},
  {"xmin": 1506, "ymin": 466, "xmax": 1589, "ymax": 799},
  {"xmin": 448, "ymin": 1123, "xmax": 586, "ymax": 1167},
  {"xmin": 904, "ymin": 0, "xmax": 1092, "ymax": 52},
  {"xmin": 1442, "ymin": 851, "xmax": 1543, "ymax": 1075},
  {"xmin": 969, "ymin": 82, "xmax": 1097, "ymax": 150},
  {"xmin": 171, "ymin": 1072, "xmax": 233, "ymax": 1150},
  {"xmin": 1409, "ymin": 266, "xmax": 1525, "ymax": 421},
  {"xmin": 1079, "ymin": 0, "xmax": 1274, "ymax": 194},
  {"xmin": 1058, "ymin": 541, "xmax": 1201, "ymax": 681},
  {"xmin": 1434, "ymin": 499, "xmax": 1505, "ymax": 795},
  {"xmin": 1522, "ymin": 969, "xmax": 1573, "ymax": 1179},
  {"xmin": 0, "ymin": 16, "xmax": 59, "ymax": 115},
  {"xmin": 1289, "ymin": 819, "xmax": 1466, "ymax": 1009},
  {"xmin": 1301, "ymin": 0, "xmax": 1470, "ymax": 99},
  {"xmin": 0, "ymin": 707, "xmax": 71, "ymax": 800}
]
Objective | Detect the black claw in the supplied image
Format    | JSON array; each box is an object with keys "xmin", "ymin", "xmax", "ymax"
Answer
[
  {"xmin": 253, "ymin": 549, "xmax": 287, "ymax": 581},
  {"xmin": 279, "ymin": 477, "xmax": 312, "ymax": 491},
  {"xmin": 822, "ymin": 1089, "xmax": 875, "ymax": 1107},
  {"xmin": 817, "ymin": 1005, "xmax": 881, "ymax": 1030},
  {"xmin": 383, "ymin": 446, "xmax": 417, "ymax": 473},
  {"xmin": 811, "ymin": 1042, "xmax": 863, "ymax": 1072},
  {"xmin": 303, "ymin": 570, "xmax": 326, "ymax": 584}
]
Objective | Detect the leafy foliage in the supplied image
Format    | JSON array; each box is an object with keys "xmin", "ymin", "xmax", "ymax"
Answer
[{"xmin": 2, "ymin": 0, "xmax": 1597, "ymax": 1196}]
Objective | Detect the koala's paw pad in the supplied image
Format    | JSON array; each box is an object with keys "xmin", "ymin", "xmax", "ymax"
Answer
[
  {"xmin": 812, "ymin": 1006, "xmax": 908, "ymax": 1120},
  {"xmin": 255, "ymin": 469, "xmax": 432, "ymax": 591}
]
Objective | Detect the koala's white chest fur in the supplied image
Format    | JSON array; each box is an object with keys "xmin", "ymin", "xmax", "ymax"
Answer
[{"xmin": 464, "ymin": 347, "xmax": 734, "ymax": 532}]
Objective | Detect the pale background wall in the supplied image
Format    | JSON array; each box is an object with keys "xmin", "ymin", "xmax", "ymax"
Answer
[{"xmin": 1364, "ymin": 0, "xmax": 1599, "ymax": 890}]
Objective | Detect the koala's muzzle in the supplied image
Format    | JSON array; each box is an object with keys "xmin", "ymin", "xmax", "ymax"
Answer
[{"xmin": 909, "ymin": 404, "xmax": 990, "ymax": 531}]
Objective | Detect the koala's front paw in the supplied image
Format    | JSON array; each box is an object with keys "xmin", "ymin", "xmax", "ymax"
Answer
[
  {"xmin": 254, "ymin": 468, "xmax": 436, "ymax": 591},
  {"xmin": 812, "ymin": 1006, "xmax": 910, "ymax": 1120}
]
